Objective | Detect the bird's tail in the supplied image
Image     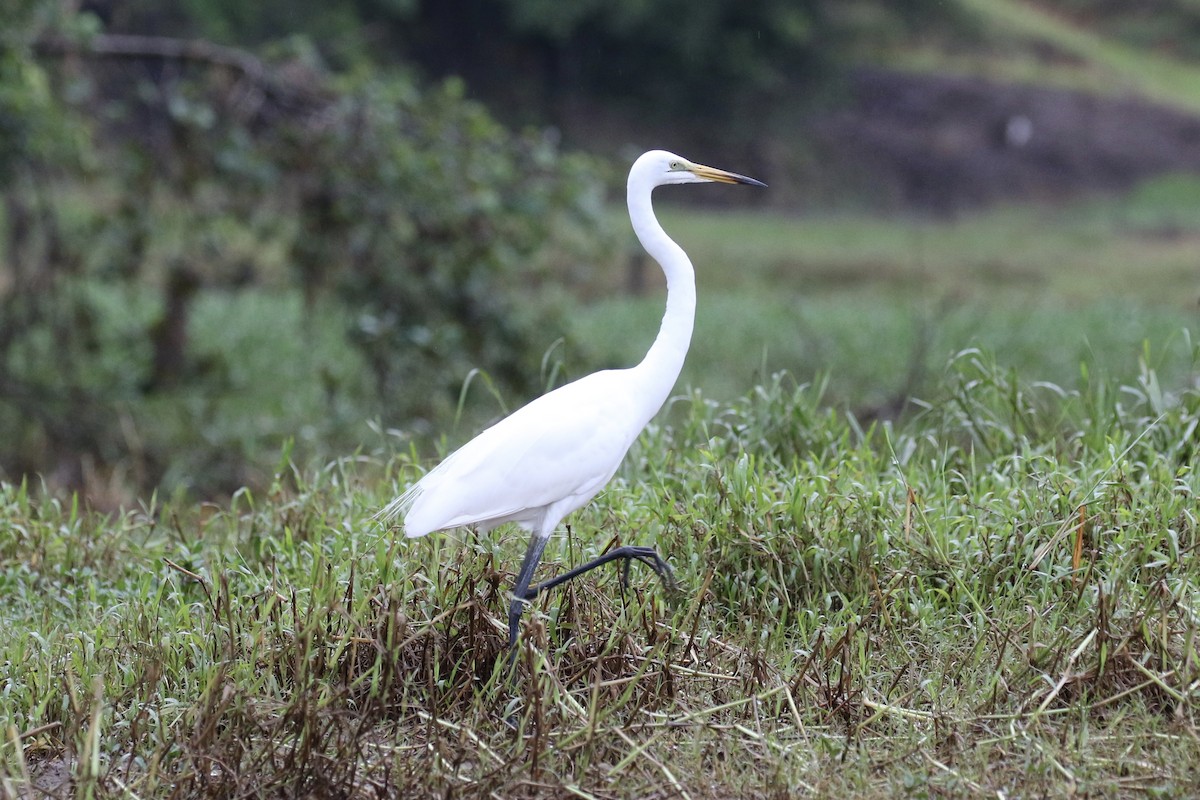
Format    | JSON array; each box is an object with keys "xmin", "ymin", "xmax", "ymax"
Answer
[{"xmin": 374, "ymin": 483, "xmax": 422, "ymax": 528}]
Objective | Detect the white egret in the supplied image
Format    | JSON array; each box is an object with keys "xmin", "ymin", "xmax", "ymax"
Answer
[{"xmin": 380, "ymin": 150, "xmax": 765, "ymax": 650}]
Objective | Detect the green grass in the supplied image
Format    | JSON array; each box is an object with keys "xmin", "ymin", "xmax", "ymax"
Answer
[
  {"xmin": 878, "ymin": 0, "xmax": 1200, "ymax": 114},
  {"xmin": 572, "ymin": 179, "xmax": 1200, "ymax": 405},
  {"xmin": 952, "ymin": 0, "xmax": 1200, "ymax": 113},
  {"xmin": 8, "ymin": 5, "xmax": 1200, "ymax": 793},
  {"xmin": 2, "ymin": 348, "xmax": 1199, "ymax": 796},
  {"xmin": 5, "ymin": 171, "xmax": 1200, "ymax": 797}
]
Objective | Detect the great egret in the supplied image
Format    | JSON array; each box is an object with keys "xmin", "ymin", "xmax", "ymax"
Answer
[{"xmin": 380, "ymin": 150, "xmax": 765, "ymax": 650}]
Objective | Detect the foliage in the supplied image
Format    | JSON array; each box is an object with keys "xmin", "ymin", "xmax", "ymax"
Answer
[
  {"xmin": 415, "ymin": 0, "xmax": 964, "ymax": 122},
  {"xmin": 495, "ymin": 0, "xmax": 831, "ymax": 106},
  {"xmin": 1, "ymin": 348, "xmax": 1199, "ymax": 796},
  {"xmin": 286, "ymin": 78, "xmax": 609, "ymax": 413},
  {"xmin": 4, "ymin": 0, "xmax": 1200, "ymax": 508},
  {"xmin": 0, "ymin": 6, "xmax": 610, "ymax": 499},
  {"xmin": 94, "ymin": 0, "xmax": 957, "ymax": 121}
]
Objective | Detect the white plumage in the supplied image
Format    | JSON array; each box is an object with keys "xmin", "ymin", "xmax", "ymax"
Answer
[{"xmin": 383, "ymin": 371, "xmax": 641, "ymax": 536}]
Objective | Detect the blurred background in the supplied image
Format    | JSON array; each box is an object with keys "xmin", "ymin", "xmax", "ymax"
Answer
[{"xmin": 2, "ymin": 0, "xmax": 1199, "ymax": 506}]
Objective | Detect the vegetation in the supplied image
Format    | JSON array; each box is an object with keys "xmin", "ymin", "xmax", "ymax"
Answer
[
  {"xmin": 945, "ymin": 0, "xmax": 1200, "ymax": 112},
  {"xmin": 3, "ymin": 0, "xmax": 1200, "ymax": 796},
  {"xmin": 578, "ymin": 178, "xmax": 1200, "ymax": 405},
  {"xmin": 2, "ymin": 348, "xmax": 1198, "ymax": 796},
  {"xmin": 107, "ymin": 0, "xmax": 954, "ymax": 116},
  {"xmin": 0, "ymin": 3, "xmax": 610, "ymax": 498},
  {"xmin": 5, "ymin": 0, "xmax": 1200, "ymax": 499}
]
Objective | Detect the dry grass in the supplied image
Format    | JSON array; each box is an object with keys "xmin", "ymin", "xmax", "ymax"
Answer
[{"xmin": 3, "ymin": 347, "xmax": 1200, "ymax": 797}]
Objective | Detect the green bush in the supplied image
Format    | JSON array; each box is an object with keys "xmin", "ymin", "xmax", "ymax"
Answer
[{"xmin": 0, "ymin": 9, "xmax": 611, "ymax": 499}]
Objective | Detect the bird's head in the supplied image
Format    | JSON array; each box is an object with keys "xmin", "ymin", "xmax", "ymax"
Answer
[{"xmin": 635, "ymin": 149, "xmax": 767, "ymax": 189}]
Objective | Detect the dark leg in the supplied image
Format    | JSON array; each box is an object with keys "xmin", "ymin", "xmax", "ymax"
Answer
[
  {"xmin": 523, "ymin": 545, "xmax": 676, "ymax": 600},
  {"xmin": 508, "ymin": 532, "xmax": 551, "ymax": 649},
  {"xmin": 504, "ymin": 541, "xmax": 675, "ymax": 729},
  {"xmin": 504, "ymin": 532, "xmax": 555, "ymax": 729}
]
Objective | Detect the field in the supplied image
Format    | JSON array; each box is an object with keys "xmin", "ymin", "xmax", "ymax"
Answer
[
  {"xmin": 3, "ymin": 177, "xmax": 1200, "ymax": 797},
  {"xmin": 577, "ymin": 177, "xmax": 1200, "ymax": 405}
]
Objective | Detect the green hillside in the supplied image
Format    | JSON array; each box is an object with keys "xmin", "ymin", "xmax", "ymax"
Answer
[{"xmin": 933, "ymin": 0, "xmax": 1200, "ymax": 112}]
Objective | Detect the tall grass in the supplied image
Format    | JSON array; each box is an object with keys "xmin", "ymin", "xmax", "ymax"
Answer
[
  {"xmin": 2, "ymin": 342, "xmax": 1198, "ymax": 796},
  {"xmin": 574, "ymin": 181, "xmax": 1200, "ymax": 407}
]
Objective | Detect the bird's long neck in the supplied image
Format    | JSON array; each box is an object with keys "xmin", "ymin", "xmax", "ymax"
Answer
[{"xmin": 628, "ymin": 183, "xmax": 696, "ymax": 420}]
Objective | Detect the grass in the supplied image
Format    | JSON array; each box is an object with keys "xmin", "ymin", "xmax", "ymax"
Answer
[
  {"xmin": 880, "ymin": 0, "xmax": 1200, "ymax": 114},
  {"xmin": 6, "ymin": 169, "xmax": 1200, "ymax": 799},
  {"xmin": 1, "ymin": 346, "xmax": 1199, "ymax": 796},
  {"xmin": 572, "ymin": 178, "xmax": 1200, "ymax": 405},
  {"xmin": 7, "ymin": 6, "xmax": 1200, "ymax": 792},
  {"xmin": 953, "ymin": 0, "xmax": 1200, "ymax": 113}
]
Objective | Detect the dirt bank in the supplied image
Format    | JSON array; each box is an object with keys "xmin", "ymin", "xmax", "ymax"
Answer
[{"xmin": 800, "ymin": 68, "xmax": 1200, "ymax": 213}]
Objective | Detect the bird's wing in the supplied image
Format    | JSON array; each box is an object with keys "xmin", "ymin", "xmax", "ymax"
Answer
[{"xmin": 396, "ymin": 371, "xmax": 641, "ymax": 537}]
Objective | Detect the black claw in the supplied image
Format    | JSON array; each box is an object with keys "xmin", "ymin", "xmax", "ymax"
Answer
[{"xmin": 523, "ymin": 544, "xmax": 675, "ymax": 599}]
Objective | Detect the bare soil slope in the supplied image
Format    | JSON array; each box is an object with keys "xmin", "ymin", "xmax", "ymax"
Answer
[{"xmin": 802, "ymin": 68, "xmax": 1200, "ymax": 212}]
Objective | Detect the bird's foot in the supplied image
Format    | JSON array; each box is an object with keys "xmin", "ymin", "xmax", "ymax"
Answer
[
  {"xmin": 521, "ymin": 545, "xmax": 677, "ymax": 599},
  {"xmin": 617, "ymin": 545, "xmax": 677, "ymax": 593}
]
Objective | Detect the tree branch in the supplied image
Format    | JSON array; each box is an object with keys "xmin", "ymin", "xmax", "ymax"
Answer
[
  {"xmin": 33, "ymin": 32, "xmax": 331, "ymax": 123},
  {"xmin": 35, "ymin": 32, "xmax": 267, "ymax": 82}
]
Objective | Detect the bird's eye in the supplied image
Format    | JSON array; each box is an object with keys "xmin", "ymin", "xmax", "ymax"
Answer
[{"xmin": 670, "ymin": 160, "xmax": 682, "ymax": 170}]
